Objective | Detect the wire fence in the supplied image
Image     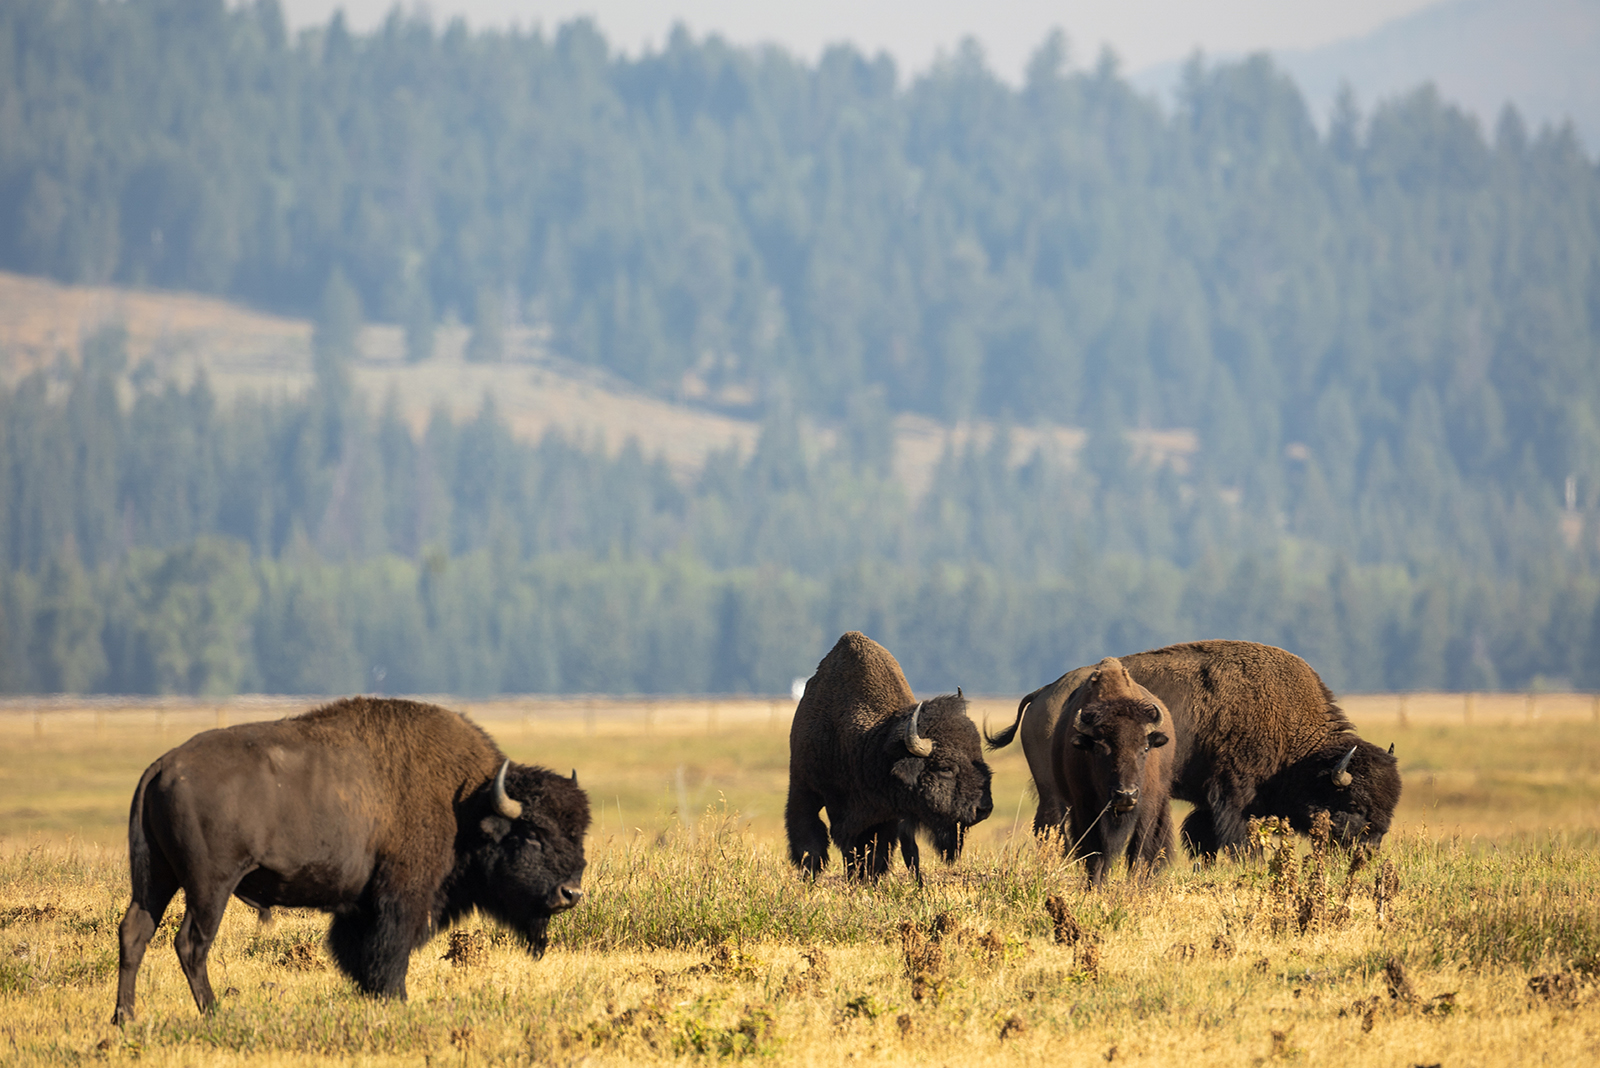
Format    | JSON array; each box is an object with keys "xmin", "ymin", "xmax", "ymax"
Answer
[{"xmin": 2, "ymin": 690, "xmax": 1597, "ymax": 742}]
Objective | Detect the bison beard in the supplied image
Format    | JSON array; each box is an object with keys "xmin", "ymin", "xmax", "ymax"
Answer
[
  {"xmin": 786, "ymin": 632, "xmax": 994, "ymax": 882},
  {"xmin": 112, "ymin": 698, "xmax": 590, "ymax": 1023}
]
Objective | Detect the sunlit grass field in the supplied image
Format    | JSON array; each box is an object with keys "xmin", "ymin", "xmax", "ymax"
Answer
[{"xmin": 3, "ymin": 693, "xmax": 1599, "ymax": 1065}]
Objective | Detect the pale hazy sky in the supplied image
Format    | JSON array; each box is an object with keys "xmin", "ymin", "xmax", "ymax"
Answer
[{"xmin": 277, "ymin": 1, "xmax": 1444, "ymax": 80}]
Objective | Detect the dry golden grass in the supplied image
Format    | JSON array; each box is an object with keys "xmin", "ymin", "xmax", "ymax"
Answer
[{"xmin": 3, "ymin": 694, "xmax": 1600, "ymax": 1065}]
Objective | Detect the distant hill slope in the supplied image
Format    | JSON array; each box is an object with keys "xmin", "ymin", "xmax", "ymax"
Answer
[
  {"xmin": 0, "ymin": 272, "xmax": 1107, "ymax": 496},
  {"xmin": 0, "ymin": 270, "xmax": 758, "ymax": 479},
  {"xmin": 1280, "ymin": 0, "xmax": 1600, "ymax": 146},
  {"xmin": 1136, "ymin": 0, "xmax": 1600, "ymax": 148}
]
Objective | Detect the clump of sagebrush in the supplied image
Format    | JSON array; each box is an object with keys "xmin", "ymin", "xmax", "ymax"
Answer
[
  {"xmin": 897, "ymin": 909, "xmax": 1023, "ymax": 1004},
  {"xmin": 783, "ymin": 947, "xmax": 830, "ymax": 997},
  {"xmin": 570, "ymin": 988, "xmax": 778, "ymax": 1060},
  {"xmin": 1372, "ymin": 856, "xmax": 1401, "ymax": 928},
  {"xmin": 1247, "ymin": 814, "xmax": 1360, "ymax": 935},
  {"xmin": 276, "ymin": 938, "xmax": 325, "ymax": 972},
  {"xmin": 1043, "ymin": 894, "xmax": 1099, "ymax": 979},
  {"xmin": 899, "ymin": 916, "xmax": 949, "ymax": 1004},
  {"xmin": 442, "ymin": 928, "xmax": 488, "ymax": 969}
]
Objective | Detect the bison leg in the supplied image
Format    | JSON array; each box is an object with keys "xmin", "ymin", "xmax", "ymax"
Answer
[
  {"xmin": 843, "ymin": 823, "xmax": 898, "ymax": 881},
  {"xmin": 113, "ymin": 853, "xmax": 180, "ymax": 1024},
  {"xmin": 784, "ymin": 781, "xmax": 830, "ymax": 877},
  {"xmin": 1083, "ymin": 840, "xmax": 1111, "ymax": 887},
  {"xmin": 1133, "ymin": 804, "xmax": 1175, "ymax": 875},
  {"xmin": 172, "ymin": 867, "xmax": 252, "ymax": 1014},
  {"xmin": 1179, "ymin": 807, "xmax": 1220, "ymax": 859},
  {"xmin": 1031, "ymin": 796, "xmax": 1068, "ymax": 840},
  {"xmin": 327, "ymin": 891, "xmax": 424, "ymax": 999},
  {"xmin": 897, "ymin": 822, "xmax": 923, "ymax": 886}
]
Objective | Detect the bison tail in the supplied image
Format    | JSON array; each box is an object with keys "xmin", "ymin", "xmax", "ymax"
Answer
[
  {"xmin": 124, "ymin": 761, "xmax": 163, "ymax": 896},
  {"xmin": 985, "ymin": 689, "xmax": 1037, "ymax": 750}
]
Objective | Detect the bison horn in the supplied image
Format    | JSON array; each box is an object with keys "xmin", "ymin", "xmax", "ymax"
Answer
[
  {"xmin": 570, "ymin": 768, "xmax": 579, "ymax": 785},
  {"xmin": 493, "ymin": 760, "xmax": 523, "ymax": 820},
  {"xmin": 904, "ymin": 702, "xmax": 934, "ymax": 757},
  {"xmin": 1332, "ymin": 745, "xmax": 1357, "ymax": 788}
]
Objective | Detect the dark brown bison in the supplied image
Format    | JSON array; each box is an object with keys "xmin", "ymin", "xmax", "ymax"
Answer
[
  {"xmin": 989, "ymin": 641, "xmax": 1400, "ymax": 857},
  {"xmin": 786, "ymin": 632, "xmax": 994, "ymax": 881},
  {"xmin": 113, "ymin": 697, "xmax": 590, "ymax": 1023},
  {"xmin": 1053, "ymin": 657, "xmax": 1175, "ymax": 885}
]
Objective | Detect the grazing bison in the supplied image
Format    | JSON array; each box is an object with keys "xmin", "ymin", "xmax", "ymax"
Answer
[
  {"xmin": 1053, "ymin": 658, "xmax": 1175, "ymax": 885},
  {"xmin": 786, "ymin": 632, "xmax": 994, "ymax": 881},
  {"xmin": 989, "ymin": 641, "xmax": 1400, "ymax": 857},
  {"xmin": 113, "ymin": 697, "xmax": 590, "ymax": 1023}
]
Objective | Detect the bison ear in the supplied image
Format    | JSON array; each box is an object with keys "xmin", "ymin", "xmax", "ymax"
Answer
[
  {"xmin": 891, "ymin": 757, "xmax": 925, "ymax": 788},
  {"xmin": 480, "ymin": 815, "xmax": 512, "ymax": 843},
  {"xmin": 1147, "ymin": 731, "xmax": 1169, "ymax": 749},
  {"xmin": 1071, "ymin": 732, "xmax": 1094, "ymax": 750}
]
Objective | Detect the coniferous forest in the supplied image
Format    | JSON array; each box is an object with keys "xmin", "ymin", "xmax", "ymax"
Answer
[{"xmin": 1, "ymin": 0, "xmax": 1598, "ymax": 695}]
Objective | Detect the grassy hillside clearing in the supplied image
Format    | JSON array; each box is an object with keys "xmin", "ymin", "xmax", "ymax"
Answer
[{"xmin": 0, "ymin": 272, "xmax": 1211, "ymax": 493}]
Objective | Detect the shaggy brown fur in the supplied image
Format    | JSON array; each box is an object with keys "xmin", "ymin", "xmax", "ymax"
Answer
[
  {"xmin": 786, "ymin": 632, "xmax": 994, "ymax": 881},
  {"xmin": 1053, "ymin": 658, "xmax": 1175, "ymax": 885},
  {"xmin": 990, "ymin": 641, "xmax": 1400, "ymax": 857},
  {"xmin": 114, "ymin": 697, "xmax": 590, "ymax": 1022}
]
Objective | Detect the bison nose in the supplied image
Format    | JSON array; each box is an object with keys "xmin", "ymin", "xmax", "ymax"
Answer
[
  {"xmin": 1113, "ymin": 788, "xmax": 1140, "ymax": 812},
  {"xmin": 546, "ymin": 882, "xmax": 584, "ymax": 911},
  {"xmin": 977, "ymin": 798, "xmax": 994, "ymax": 819}
]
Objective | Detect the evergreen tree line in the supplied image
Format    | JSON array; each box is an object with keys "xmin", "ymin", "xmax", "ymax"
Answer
[
  {"xmin": 3, "ymin": 528, "xmax": 1594, "ymax": 697},
  {"xmin": 2, "ymin": 0, "xmax": 1597, "ymax": 694},
  {"xmin": 1, "ymin": 335, "xmax": 1596, "ymax": 695},
  {"xmin": 3, "ymin": 0, "xmax": 1600, "ymax": 527}
]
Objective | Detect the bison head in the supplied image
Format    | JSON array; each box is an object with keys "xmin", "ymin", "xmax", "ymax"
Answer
[
  {"xmin": 1257, "ymin": 738, "xmax": 1401, "ymax": 855},
  {"xmin": 1069, "ymin": 659, "xmax": 1171, "ymax": 819},
  {"xmin": 886, "ymin": 693, "xmax": 994, "ymax": 862},
  {"xmin": 457, "ymin": 761, "xmax": 591, "ymax": 956}
]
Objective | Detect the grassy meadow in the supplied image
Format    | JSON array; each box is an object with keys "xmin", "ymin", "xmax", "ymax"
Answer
[{"xmin": 2, "ymin": 693, "xmax": 1600, "ymax": 1065}]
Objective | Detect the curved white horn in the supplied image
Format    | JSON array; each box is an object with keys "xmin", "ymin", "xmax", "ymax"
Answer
[
  {"xmin": 1332, "ymin": 745, "xmax": 1357, "ymax": 788},
  {"xmin": 904, "ymin": 702, "xmax": 934, "ymax": 757},
  {"xmin": 493, "ymin": 760, "xmax": 524, "ymax": 819}
]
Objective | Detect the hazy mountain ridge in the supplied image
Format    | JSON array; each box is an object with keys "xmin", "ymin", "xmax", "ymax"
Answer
[{"xmin": 1136, "ymin": 0, "xmax": 1600, "ymax": 149}]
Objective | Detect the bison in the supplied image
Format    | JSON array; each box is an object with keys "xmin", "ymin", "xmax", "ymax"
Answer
[
  {"xmin": 1052, "ymin": 657, "xmax": 1175, "ymax": 885},
  {"xmin": 785, "ymin": 632, "xmax": 994, "ymax": 882},
  {"xmin": 113, "ymin": 697, "xmax": 590, "ymax": 1023},
  {"xmin": 989, "ymin": 640, "xmax": 1400, "ymax": 858}
]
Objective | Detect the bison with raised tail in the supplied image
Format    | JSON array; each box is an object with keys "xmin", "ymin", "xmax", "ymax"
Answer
[
  {"xmin": 1053, "ymin": 657, "xmax": 1175, "ymax": 885},
  {"xmin": 786, "ymin": 632, "xmax": 994, "ymax": 881},
  {"xmin": 990, "ymin": 640, "xmax": 1400, "ymax": 858},
  {"xmin": 113, "ymin": 697, "xmax": 590, "ymax": 1023}
]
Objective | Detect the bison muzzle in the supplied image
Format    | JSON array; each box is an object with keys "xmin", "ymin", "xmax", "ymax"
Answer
[{"xmin": 112, "ymin": 697, "xmax": 590, "ymax": 1023}]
